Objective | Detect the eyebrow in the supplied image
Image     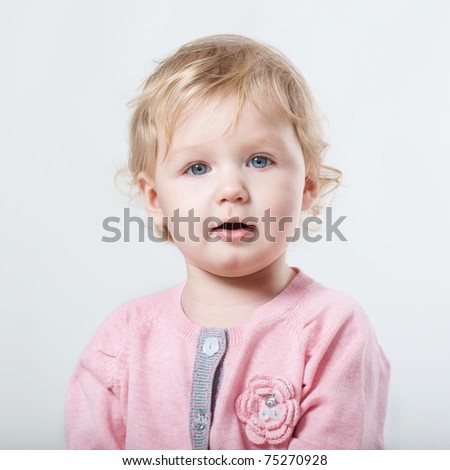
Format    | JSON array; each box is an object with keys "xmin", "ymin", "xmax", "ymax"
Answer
[
  {"xmin": 168, "ymin": 133, "xmax": 289, "ymax": 159},
  {"xmin": 243, "ymin": 133, "xmax": 289, "ymax": 150}
]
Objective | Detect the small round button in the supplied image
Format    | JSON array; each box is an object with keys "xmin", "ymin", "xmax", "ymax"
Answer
[
  {"xmin": 202, "ymin": 337, "xmax": 220, "ymax": 356},
  {"xmin": 193, "ymin": 409, "xmax": 208, "ymax": 430},
  {"xmin": 259, "ymin": 405, "xmax": 271, "ymax": 421},
  {"xmin": 271, "ymin": 407, "xmax": 281, "ymax": 420}
]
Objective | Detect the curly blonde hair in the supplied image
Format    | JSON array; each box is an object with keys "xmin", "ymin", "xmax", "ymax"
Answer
[{"xmin": 121, "ymin": 34, "xmax": 341, "ymax": 239}]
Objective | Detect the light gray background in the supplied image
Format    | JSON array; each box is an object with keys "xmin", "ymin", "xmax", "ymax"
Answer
[{"xmin": 1, "ymin": 0, "xmax": 449, "ymax": 449}]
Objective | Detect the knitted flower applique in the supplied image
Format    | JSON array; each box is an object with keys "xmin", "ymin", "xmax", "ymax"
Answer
[{"xmin": 235, "ymin": 375, "xmax": 300, "ymax": 446}]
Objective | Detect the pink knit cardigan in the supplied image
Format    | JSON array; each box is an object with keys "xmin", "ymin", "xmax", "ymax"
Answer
[{"xmin": 65, "ymin": 268, "xmax": 390, "ymax": 449}]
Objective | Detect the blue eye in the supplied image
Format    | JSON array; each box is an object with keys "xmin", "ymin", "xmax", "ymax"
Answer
[
  {"xmin": 187, "ymin": 163, "xmax": 208, "ymax": 176},
  {"xmin": 248, "ymin": 155, "xmax": 271, "ymax": 169}
]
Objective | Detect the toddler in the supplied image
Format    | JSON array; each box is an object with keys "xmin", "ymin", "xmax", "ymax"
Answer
[{"xmin": 65, "ymin": 35, "xmax": 390, "ymax": 449}]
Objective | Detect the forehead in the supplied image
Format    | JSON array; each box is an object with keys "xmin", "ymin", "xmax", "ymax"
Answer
[{"xmin": 161, "ymin": 94, "xmax": 295, "ymax": 159}]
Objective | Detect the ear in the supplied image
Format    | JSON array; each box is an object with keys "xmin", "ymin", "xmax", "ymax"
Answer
[
  {"xmin": 301, "ymin": 175, "xmax": 319, "ymax": 212},
  {"xmin": 137, "ymin": 172, "xmax": 164, "ymax": 227}
]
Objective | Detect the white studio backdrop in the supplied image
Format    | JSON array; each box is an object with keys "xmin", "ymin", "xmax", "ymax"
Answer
[{"xmin": 1, "ymin": 0, "xmax": 449, "ymax": 449}]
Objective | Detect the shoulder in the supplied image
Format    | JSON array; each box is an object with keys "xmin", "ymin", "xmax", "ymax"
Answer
[
  {"xmin": 100, "ymin": 282, "xmax": 184, "ymax": 336},
  {"xmin": 287, "ymin": 273, "xmax": 376, "ymax": 349},
  {"xmin": 78, "ymin": 283, "xmax": 183, "ymax": 386}
]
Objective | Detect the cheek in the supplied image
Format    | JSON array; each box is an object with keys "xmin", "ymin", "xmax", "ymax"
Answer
[
  {"xmin": 262, "ymin": 184, "xmax": 304, "ymax": 241},
  {"xmin": 158, "ymin": 191, "xmax": 190, "ymax": 219},
  {"xmin": 159, "ymin": 182, "xmax": 205, "ymax": 213},
  {"xmin": 267, "ymin": 178, "xmax": 304, "ymax": 216},
  {"xmin": 158, "ymin": 193, "xmax": 207, "ymax": 241}
]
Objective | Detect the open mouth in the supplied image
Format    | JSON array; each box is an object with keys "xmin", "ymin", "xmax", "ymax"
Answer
[{"xmin": 212, "ymin": 222, "xmax": 256, "ymax": 232}]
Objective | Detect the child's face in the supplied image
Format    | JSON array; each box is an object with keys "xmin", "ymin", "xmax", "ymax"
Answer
[{"xmin": 140, "ymin": 94, "xmax": 317, "ymax": 278}]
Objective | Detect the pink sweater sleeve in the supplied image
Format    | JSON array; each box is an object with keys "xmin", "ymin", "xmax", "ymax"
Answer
[
  {"xmin": 64, "ymin": 307, "xmax": 127, "ymax": 449},
  {"xmin": 288, "ymin": 301, "xmax": 390, "ymax": 449}
]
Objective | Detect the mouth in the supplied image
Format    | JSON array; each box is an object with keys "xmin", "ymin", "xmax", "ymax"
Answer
[
  {"xmin": 210, "ymin": 218, "xmax": 257, "ymax": 241},
  {"xmin": 212, "ymin": 222, "xmax": 256, "ymax": 232}
]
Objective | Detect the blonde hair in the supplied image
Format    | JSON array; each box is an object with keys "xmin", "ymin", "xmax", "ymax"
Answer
[{"xmin": 122, "ymin": 34, "xmax": 341, "ymax": 238}]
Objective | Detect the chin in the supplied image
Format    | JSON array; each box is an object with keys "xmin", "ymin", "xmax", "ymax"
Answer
[{"xmin": 198, "ymin": 254, "xmax": 276, "ymax": 279}]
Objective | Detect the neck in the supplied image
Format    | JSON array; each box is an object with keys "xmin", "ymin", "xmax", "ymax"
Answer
[{"xmin": 181, "ymin": 255, "xmax": 296, "ymax": 328}]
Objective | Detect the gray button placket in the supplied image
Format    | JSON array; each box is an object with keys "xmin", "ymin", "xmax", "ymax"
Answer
[{"xmin": 189, "ymin": 328, "xmax": 227, "ymax": 450}]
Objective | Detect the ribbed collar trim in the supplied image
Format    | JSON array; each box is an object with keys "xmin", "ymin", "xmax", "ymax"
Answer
[{"xmin": 164, "ymin": 267, "xmax": 315, "ymax": 347}]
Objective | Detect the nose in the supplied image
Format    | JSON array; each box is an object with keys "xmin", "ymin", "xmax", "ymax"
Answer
[{"xmin": 215, "ymin": 170, "xmax": 249, "ymax": 205}]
